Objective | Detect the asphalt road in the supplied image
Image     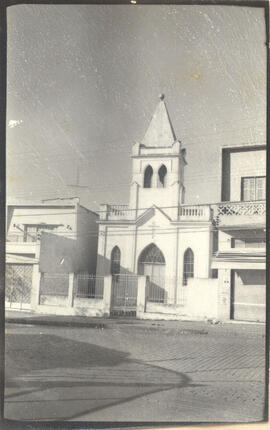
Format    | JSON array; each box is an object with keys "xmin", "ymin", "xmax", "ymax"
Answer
[{"xmin": 4, "ymin": 320, "xmax": 267, "ymax": 423}]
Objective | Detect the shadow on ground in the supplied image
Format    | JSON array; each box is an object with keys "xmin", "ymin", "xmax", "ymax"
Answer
[{"xmin": 5, "ymin": 333, "xmax": 193, "ymax": 421}]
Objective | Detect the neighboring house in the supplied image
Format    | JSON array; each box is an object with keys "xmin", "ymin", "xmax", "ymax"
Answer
[
  {"xmin": 6, "ymin": 198, "xmax": 98, "ymax": 310},
  {"xmin": 212, "ymin": 145, "xmax": 266, "ymax": 322},
  {"xmin": 96, "ymin": 96, "xmax": 266, "ymax": 322}
]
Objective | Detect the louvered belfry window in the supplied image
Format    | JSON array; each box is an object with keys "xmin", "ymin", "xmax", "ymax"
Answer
[
  {"xmin": 157, "ymin": 165, "xmax": 167, "ymax": 188},
  {"xmin": 144, "ymin": 165, "xmax": 153, "ymax": 188}
]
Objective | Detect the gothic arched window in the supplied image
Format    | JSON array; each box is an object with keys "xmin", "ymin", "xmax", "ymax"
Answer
[
  {"xmin": 144, "ymin": 165, "xmax": 153, "ymax": 188},
  {"xmin": 157, "ymin": 165, "xmax": 167, "ymax": 188},
  {"xmin": 111, "ymin": 246, "xmax": 121, "ymax": 275},
  {"xmin": 183, "ymin": 248, "xmax": 194, "ymax": 285},
  {"xmin": 138, "ymin": 243, "xmax": 165, "ymax": 266}
]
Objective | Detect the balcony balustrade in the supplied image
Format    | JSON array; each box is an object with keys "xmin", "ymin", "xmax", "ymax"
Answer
[
  {"xmin": 99, "ymin": 204, "xmax": 135, "ymax": 220},
  {"xmin": 100, "ymin": 203, "xmax": 212, "ymax": 221},
  {"xmin": 99, "ymin": 200, "xmax": 266, "ymax": 224},
  {"xmin": 213, "ymin": 200, "xmax": 266, "ymax": 227},
  {"xmin": 178, "ymin": 204, "xmax": 212, "ymax": 221}
]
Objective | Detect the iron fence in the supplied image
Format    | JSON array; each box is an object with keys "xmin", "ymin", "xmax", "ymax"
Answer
[
  {"xmin": 5, "ymin": 264, "xmax": 33, "ymax": 308},
  {"xmin": 146, "ymin": 276, "xmax": 187, "ymax": 305},
  {"xmin": 76, "ymin": 274, "xmax": 104, "ymax": 299},
  {"xmin": 111, "ymin": 274, "xmax": 138, "ymax": 315},
  {"xmin": 146, "ymin": 276, "xmax": 166, "ymax": 303}
]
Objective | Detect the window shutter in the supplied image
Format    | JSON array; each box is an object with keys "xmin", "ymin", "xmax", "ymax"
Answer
[{"xmin": 256, "ymin": 177, "xmax": 266, "ymax": 200}]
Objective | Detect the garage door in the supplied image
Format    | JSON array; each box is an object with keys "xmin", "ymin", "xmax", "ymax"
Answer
[{"xmin": 231, "ymin": 270, "xmax": 266, "ymax": 322}]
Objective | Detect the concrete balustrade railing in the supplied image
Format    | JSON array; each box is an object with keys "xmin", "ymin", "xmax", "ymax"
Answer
[
  {"xmin": 99, "ymin": 204, "xmax": 134, "ymax": 220},
  {"xmin": 178, "ymin": 204, "xmax": 212, "ymax": 221}
]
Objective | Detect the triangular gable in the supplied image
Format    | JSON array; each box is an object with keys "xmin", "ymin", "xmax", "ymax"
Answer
[{"xmin": 136, "ymin": 205, "xmax": 172, "ymax": 227}]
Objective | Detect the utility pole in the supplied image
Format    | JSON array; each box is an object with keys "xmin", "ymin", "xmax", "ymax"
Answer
[{"xmin": 66, "ymin": 165, "xmax": 89, "ymax": 189}]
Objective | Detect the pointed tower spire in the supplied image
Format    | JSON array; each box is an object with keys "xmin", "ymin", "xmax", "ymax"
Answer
[{"xmin": 142, "ymin": 94, "xmax": 176, "ymax": 147}]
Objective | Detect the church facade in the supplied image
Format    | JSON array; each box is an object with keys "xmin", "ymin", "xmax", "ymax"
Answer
[{"xmin": 96, "ymin": 96, "xmax": 216, "ymax": 311}]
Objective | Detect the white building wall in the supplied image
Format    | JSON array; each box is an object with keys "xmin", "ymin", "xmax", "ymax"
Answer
[
  {"xmin": 177, "ymin": 227, "xmax": 212, "ymax": 280},
  {"xmin": 7, "ymin": 206, "xmax": 77, "ymax": 240},
  {"xmin": 229, "ymin": 149, "xmax": 266, "ymax": 201}
]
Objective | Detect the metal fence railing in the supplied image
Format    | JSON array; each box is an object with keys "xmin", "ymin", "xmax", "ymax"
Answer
[
  {"xmin": 146, "ymin": 276, "xmax": 166, "ymax": 304},
  {"xmin": 76, "ymin": 274, "xmax": 104, "ymax": 299},
  {"xmin": 111, "ymin": 274, "xmax": 138, "ymax": 315},
  {"xmin": 146, "ymin": 276, "xmax": 187, "ymax": 306},
  {"xmin": 5, "ymin": 264, "xmax": 33, "ymax": 309}
]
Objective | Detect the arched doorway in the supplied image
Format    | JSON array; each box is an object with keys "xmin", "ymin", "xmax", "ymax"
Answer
[{"xmin": 138, "ymin": 243, "xmax": 166, "ymax": 302}]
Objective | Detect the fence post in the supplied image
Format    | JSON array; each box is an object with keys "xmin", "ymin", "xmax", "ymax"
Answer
[
  {"xmin": 137, "ymin": 276, "xmax": 147, "ymax": 319},
  {"xmin": 103, "ymin": 275, "xmax": 112, "ymax": 317},
  {"xmin": 67, "ymin": 273, "xmax": 75, "ymax": 308},
  {"xmin": 31, "ymin": 264, "xmax": 41, "ymax": 311}
]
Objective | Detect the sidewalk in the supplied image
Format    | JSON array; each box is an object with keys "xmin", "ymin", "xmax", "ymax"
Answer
[
  {"xmin": 5, "ymin": 309, "xmax": 111, "ymax": 328},
  {"xmin": 5, "ymin": 309, "xmax": 266, "ymax": 337}
]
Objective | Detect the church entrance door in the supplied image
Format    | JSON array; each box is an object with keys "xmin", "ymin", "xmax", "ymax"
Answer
[
  {"xmin": 138, "ymin": 244, "xmax": 166, "ymax": 303},
  {"xmin": 111, "ymin": 274, "xmax": 138, "ymax": 317}
]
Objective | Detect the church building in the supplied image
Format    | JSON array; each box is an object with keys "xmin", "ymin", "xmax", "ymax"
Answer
[{"xmin": 96, "ymin": 95, "xmax": 215, "ymax": 310}]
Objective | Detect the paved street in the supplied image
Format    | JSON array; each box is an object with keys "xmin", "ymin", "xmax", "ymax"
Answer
[{"xmin": 5, "ymin": 320, "xmax": 267, "ymax": 423}]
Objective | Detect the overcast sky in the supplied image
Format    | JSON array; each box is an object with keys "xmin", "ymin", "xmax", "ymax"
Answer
[{"xmin": 7, "ymin": 4, "xmax": 266, "ymax": 210}]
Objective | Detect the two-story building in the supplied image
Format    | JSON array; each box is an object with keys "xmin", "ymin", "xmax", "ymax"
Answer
[
  {"xmin": 212, "ymin": 145, "xmax": 266, "ymax": 322},
  {"xmin": 6, "ymin": 197, "xmax": 98, "ymax": 310}
]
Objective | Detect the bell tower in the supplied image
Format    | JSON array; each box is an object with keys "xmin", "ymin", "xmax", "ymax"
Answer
[{"xmin": 129, "ymin": 95, "xmax": 187, "ymax": 220}]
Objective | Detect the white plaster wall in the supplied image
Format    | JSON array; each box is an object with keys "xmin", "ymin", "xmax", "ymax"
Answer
[
  {"xmin": 97, "ymin": 211, "xmax": 212, "ymax": 306},
  {"xmin": 135, "ymin": 211, "xmax": 178, "ymax": 283},
  {"xmin": 145, "ymin": 303, "xmax": 184, "ymax": 315},
  {"xmin": 39, "ymin": 295, "xmax": 68, "ymax": 307},
  {"xmin": 218, "ymin": 230, "xmax": 232, "ymax": 251},
  {"xmin": 185, "ymin": 278, "xmax": 219, "ymax": 319},
  {"xmin": 35, "ymin": 301, "xmax": 105, "ymax": 317},
  {"xmin": 178, "ymin": 227, "xmax": 212, "ymax": 281},
  {"xmin": 130, "ymin": 156, "xmax": 182, "ymax": 218},
  {"xmin": 101, "ymin": 225, "xmax": 136, "ymax": 275},
  {"xmin": 7, "ymin": 206, "xmax": 77, "ymax": 239}
]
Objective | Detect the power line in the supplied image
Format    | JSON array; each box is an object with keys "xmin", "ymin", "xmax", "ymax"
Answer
[
  {"xmin": 6, "ymin": 193, "xmax": 266, "ymax": 217},
  {"xmin": 7, "ymin": 166, "xmax": 267, "ymax": 198},
  {"xmin": 7, "ymin": 135, "xmax": 266, "ymax": 160},
  {"xmin": 7, "ymin": 227, "xmax": 221, "ymax": 241}
]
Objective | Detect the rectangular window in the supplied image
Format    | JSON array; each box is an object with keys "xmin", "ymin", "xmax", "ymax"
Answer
[
  {"xmin": 241, "ymin": 176, "xmax": 266, "ymax": 201},
  {"xmin": 211, "ymin": 269, "xmax": 218, "ymax": 279}
]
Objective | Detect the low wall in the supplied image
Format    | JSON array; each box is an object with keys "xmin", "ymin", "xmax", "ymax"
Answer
[
  {"xmin": 185, "ymin": 278, "xmax": 219, "ymax": 319},
  {"xmin": 39, "ymin": 295, "xmax": 68, "ymax": 307},
  {"xmin": 5, "ymin": 301, "xmax": 31, "ymax": 311},
  {"xmin": 139, "ymin": 279, "xmax": 219, "ymax": 321},
  {"xmin": 146, "ymin": 302, "xmax": 184, "ymax": 315},
  {"xmin": 35, "ymin": 297, "xmax": 105, "ymax": 317},
  {"xmin": 73, "ymin": 297, "xmax": 105, "ymax": 317},
  {"xmin": 32, "ymin": 274, "xmax": 112, "ymax": 317}
]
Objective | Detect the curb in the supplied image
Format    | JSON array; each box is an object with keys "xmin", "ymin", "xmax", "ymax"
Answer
[{"xmin": 5, "ymin": 317, "xmax": 107, "ymax": 329}]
